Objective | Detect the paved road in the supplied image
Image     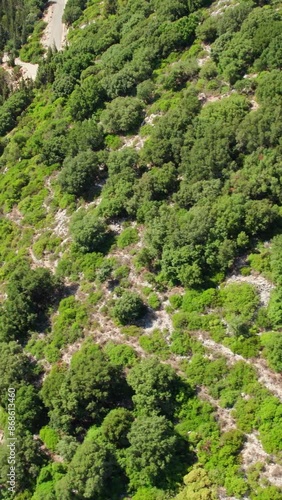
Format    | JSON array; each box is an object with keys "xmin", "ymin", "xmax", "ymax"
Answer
[
  {"xmin": 1, "ymin": 0, "xmax": 67, "ymax": 80},
  {"xmin": 42, "ymin": 0, "xmax": 67, "ymax": 51},
  {"xmin": 14, "ymin": 58, "xmax": 39, "ymax": 80}
]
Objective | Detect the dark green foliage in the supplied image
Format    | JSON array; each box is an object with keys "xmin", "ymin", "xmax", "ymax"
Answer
[
  {"xmin": 68, "ymin": 76, "xmax": 104, "ymax": 121},
  {"xmin": 113, "ymin": 291, "xmax": 145, "ymax": 325},
  {"xmin": 0, "ymin": 342, "xmax": 36, "ymax": 406},
  {"xmin": 101, "ymin": 408, "xmax": 134, "ymax": 448},
  {"xmin": 70, "ymin": 210, "xmax": 108, "ymax": 253},
  {"xmin": 0, "ymin": 87, "xmax": 33, "ymax": 137},
  {"xmin": 0, "ymin": 0, "xmax": 44, "ymax": 51},
  {"xmin": 63, "ymin": 0, "xmax": 87, "ymax": 25},
  {"xmin": 56, "ymin": 437, "xmax": 121, "ymax": 499},
  {"xmin": 52, "ymin": 74, "xmax": 76, "ymax": 99},
  {"xmin": 41, "ymin": 342, "xmax": 125, "ymax": 434},
  {"xmin": 0, "ymin": 426, "xmax": 46, "ymax": 494},
  {"xmin": 59, "ymin": 150, "xmax": 99, "ymax": 196},
  {"xmin": 101, "ymin": 97, "xmax": 145, "ymax": 134},
  {"xmin": 127, "ymin": 357, "xmax": 184, "ymax": 418},
  {"xmin": 0, "ymin": 265, "xmax": 61, "ymax": 342},
  {"xmin": 2, "ymin": 0, "xmax": 282, "ymax": 497},
  {"xmin": 125, "ymin": 415, "xmax": 178, "ymax": 490}
]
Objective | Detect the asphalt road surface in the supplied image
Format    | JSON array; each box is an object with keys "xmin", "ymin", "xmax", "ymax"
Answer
[{"xmin": 43, "ymin": 0, "xmax": 67, "ymax": 51}]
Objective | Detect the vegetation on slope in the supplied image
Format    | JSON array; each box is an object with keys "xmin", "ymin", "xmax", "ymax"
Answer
[{"xmin": 1, "ymin": 0, "xmax": 282, "ymax": 499}]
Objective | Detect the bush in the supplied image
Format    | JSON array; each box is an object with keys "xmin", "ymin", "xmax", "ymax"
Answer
[
  {"xmin": 117, "ymin": 227, "xmax": 139, "ymax": 249},
  {"xmin": 139, "ymin": 330, "xmax": 170, "ymax": 359},
  {"xmin": 261, "ymin": 332, "xmax": 282, "ymax": 372},
  {"xmin": 136, "ymin": 80, "xmax": 156, "ymax": 103},
  {"xmin": 39, "ymin": 426, "xmax": 59, "ymax": 452},
  {"xmin": 101, "ymin": 97, "xmax": 145, "ymax": 134},
  {"xmin": 113, "ymin": 291, "xmax": 145, "ymax": 325},
  {"xmin": 70, "ymin": 210, "xmax": 108, "ymax": 253},
  {"xmin": 104, "ymin": 342, "xmax": 138, "ymax": 367},
  {"xmin": 170, "ymin": 330, "xmax": 192, "ymax": 356},
  {"xmin": 58, "ymin": 150, "xmax": 99, "ymax": 197},
  {"xmin": 147, "ymin": 293, "xmax": 161, "ymax": 310}
]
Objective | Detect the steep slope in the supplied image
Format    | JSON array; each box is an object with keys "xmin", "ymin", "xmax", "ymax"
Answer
[{"xmin": 1, "ymin": 0, "xmax": 282, "ymax": 499}]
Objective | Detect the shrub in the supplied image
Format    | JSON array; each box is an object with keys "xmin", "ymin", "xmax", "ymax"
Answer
[
  {"xmin": 139, "ymin": 330, "xmax": 170, "ymax": 359},
  {"xmin": 147, "ymin": 293, "xmax": 161, "ymax": 310},
  {"xmin": 101, "ymin": 97, "xmax": 145, "ymax": 134},
  {"xmin": 70, "ymin": 210, "xmax": 108, "ymax": 253},
  {"xmin": 58, "ymin": 150, "xmax": 99, "ymax": 197},
  {"xmin": 39, "ymin": 426, "xmax": 59, "ymax": 452},
  {"xmin": 117, "ymin": 227, "xmax": 139, "ymax": 249},
  {"xmin": 113, "ymin": 291, "xmax": 145, "ymax": 325},
  {"xmin": 104, "ymin": 342, "xmax": 138, "ymax": 367}
]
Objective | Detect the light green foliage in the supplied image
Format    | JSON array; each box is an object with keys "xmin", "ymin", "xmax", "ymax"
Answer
[
  {"xmin": 133, "ymin": 487, "xmax": 170, "ymax": 499},
  {"xmin": 261, "ymin": 332, "xmax": 282, "ymax": 372},
  {"xmin": 139, "ymin": 330, "xmax": 170, "ymax": 359},
  {"xmin": 19, "ymin": 20, "xmax": 46, "ymax": 63},
  {"xmin": 220, "ymin": 282, "xmax": 260, "ymax": 334},
  {"xmin": 39, "ymin": 426, "xmax": 59, "ymax": 452},
  {"xmin": 182, "ymin": 288, "xmax": 217, "ymax": 314},
  {"xmin": 117, "ymin": 227, "xmax": 139, "ymax": 249},
  {"xmin": 170, "ymin": 330, "xmax": 192, "ymax": 356},
  {"xmin": 47, "ymin": 295, "xmax": 88, "ymax": 351},
  {"xmin": 104, "ymin": 342, "xmax": 138, "ymax": 367},
  {"xmin": 147, "ymin": 293, "xmax": 160, "ymax": 310},
  {"xmin": 32, "ymin": 231, "xmax": 61, "ymax": 259},
  {"xmin": 175, "ymin": 465, "xmax": 217, "ymax": 499},
  {"xmin": 2, "ymin": 0, "xmax": 282, "ymax": 497}
]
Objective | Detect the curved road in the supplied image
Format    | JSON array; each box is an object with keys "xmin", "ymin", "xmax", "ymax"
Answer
[{"xmin": 11, "ymin": 0, "xmax": 68, "ymax": 80}]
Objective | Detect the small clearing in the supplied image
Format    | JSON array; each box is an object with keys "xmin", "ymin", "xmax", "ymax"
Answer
[
  {"xmin": 121, "ymin": 134, "xmax": 146, "ymax": 151},
  {"xmin": 241, "ymin": 432, "xmax": 282, "ymax": 488}
]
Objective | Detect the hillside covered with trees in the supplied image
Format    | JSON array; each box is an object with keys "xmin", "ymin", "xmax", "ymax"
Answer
[{"xmin": 1, "ymin": 0, "xmax": 282, "ymax": 498}]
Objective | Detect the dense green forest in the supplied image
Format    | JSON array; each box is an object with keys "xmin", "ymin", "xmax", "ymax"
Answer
[
  {"xmin": 0, "ymin": 0, "xmax": 44, "ymax": 52},
  {"xmin": 1, "ymin": 0, "xmax": 282, "ymax": 498}
]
